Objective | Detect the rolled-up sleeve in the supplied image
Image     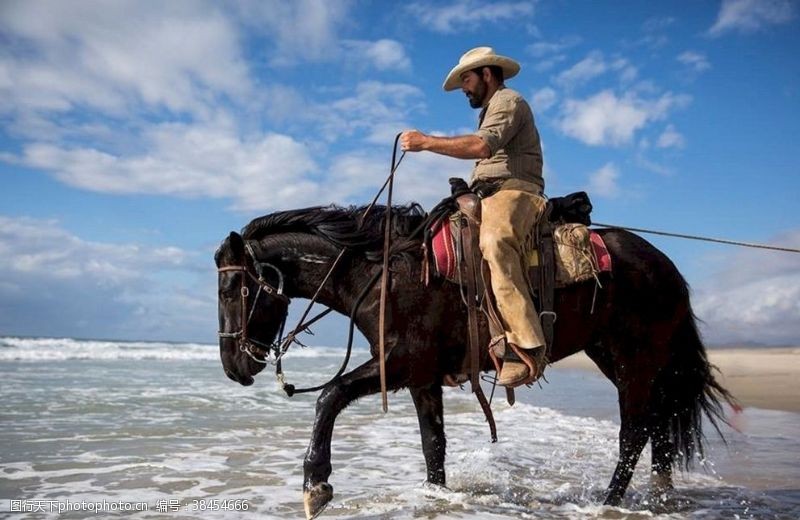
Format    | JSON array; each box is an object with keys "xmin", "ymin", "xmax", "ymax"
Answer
[{"xmin": 475, "ymin": 94, "xmax": 522, "ymax": 155}]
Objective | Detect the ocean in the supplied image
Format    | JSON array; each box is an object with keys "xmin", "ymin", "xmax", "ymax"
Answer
[{"xmin": 1, "ymin": 336, "xmax": 798, "ymax": 519}]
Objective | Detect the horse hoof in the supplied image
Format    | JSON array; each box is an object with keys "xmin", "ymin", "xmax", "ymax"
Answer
[
  {"xmin": 650, "ymin": 473, "xmax": 673, "ymax": 495},
  {"xmin": 303, "ymin": 482, "xmax": 333, "ymax": 519},
  {"xmin": 603, "ymin": 492, "xmax": 622, "ymax": 507}
]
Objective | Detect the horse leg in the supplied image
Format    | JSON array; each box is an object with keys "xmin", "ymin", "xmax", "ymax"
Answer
[
  {"xmin": 303, "ymin": 359, "xmax": 384, "ymax": 519},
  {"xmin": 584, "ymin": 342, "xmax": 617, "ymax": 385},
  {"xmin": 604, "ymin": 411, "xmax": 650, "ymax": 506},
  {"xmin": 649, "ymin": 417, "xmax": 674, "ymax": 496},
  {"xmin": 587, "ymin": 343, "xmax": 650, "ymax": 502},
  {"xmin": 589, "ymin": 345, "xmax": 672, "ymax": 497},
  {"xmin": 603, "ymin": 346, "xmax": 657, "ymax": 507},
  {"xmin": 409, "ymin": 383, "xmax": 446, "ymax": 486},
  {"xmin": 583, "ymin": 343, "xmax": 646, "ymax": 505}
]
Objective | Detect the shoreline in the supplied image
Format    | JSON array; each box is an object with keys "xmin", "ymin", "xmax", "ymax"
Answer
[{"xmin": 553, "ymin": 347, "xmax": 800, "ymax": 414}]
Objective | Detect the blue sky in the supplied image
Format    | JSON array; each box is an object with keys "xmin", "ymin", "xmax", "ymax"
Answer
[{"xmin": 1, "ymin": 0, "xmax": 798, "ymax": 346}]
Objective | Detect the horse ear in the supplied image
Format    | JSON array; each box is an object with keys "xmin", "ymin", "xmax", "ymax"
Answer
[{"xmin": 229, "ymin": 231, "xmax": 245, "ymax": 259}]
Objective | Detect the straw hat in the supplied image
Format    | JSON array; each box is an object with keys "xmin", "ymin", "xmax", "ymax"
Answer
[{"xmin": 442, "ymin": 46, "xmax": 520, "ymax": 91}]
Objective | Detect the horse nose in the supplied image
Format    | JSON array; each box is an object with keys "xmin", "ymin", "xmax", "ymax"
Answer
[
  {"xmin": 224, "ymin": 366, "xmax": 254, "ymax": 386},
  {"xmin": 224, "ymin": 367, "xmax": 239, "ymax": 383}
]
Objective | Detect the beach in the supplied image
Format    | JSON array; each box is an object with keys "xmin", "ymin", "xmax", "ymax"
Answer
[
  {"xmin": 2, "ymin": 337, "xmax": 799, "ymax": 519},
  {"xmin": 555, "ymin": 347, "xmax": 800, "ymax": 413}
]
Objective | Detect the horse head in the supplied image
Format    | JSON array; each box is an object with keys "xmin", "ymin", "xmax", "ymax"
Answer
[{"xmin": 215, "ymin": 231, "xmax": 290, "ymax": 386}]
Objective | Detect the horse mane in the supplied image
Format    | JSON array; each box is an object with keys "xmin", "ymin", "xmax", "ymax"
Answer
[{"xmin": 241, "ymin": 203, "xmax": 428, "ymax": 262}]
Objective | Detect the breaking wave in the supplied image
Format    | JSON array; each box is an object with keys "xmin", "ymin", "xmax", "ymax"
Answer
[{"xmin": 0, "ymin": 336, "xmax": 353, "ymax": 361}]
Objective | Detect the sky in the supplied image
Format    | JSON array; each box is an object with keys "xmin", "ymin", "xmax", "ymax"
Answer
[{"xmin": 1, "ymin": 0, "xmax": 799, "ymax": 346}]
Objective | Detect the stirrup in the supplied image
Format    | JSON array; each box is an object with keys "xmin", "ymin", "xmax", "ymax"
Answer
[{"xmin": 508, "ymin": 344, "xmax": 547, "ymax": 386}]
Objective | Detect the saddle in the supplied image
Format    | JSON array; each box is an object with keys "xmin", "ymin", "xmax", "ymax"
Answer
[{"xmin": 424, "ymin": 180, "xmax": 611, "ymax": 405}]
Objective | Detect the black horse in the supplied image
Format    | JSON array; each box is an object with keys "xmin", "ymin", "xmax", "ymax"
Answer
[{"xmin": 214, "ymin": 203, "xmax": 735, "ymax": 519}]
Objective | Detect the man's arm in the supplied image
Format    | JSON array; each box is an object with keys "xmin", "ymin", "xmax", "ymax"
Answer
[{"xmin": 400, "ymin": 130, "xmax": 490, "ymax": 160}]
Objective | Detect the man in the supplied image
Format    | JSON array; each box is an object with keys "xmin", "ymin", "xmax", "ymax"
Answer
[{"xmin": 400, "ymin": 46, "xmax": 546, "ymax": 388}]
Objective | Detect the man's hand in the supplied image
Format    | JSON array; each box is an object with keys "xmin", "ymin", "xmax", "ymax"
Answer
[{"xmin": 400, "ymin": 130, "xmax": 428, "ymax": 152}]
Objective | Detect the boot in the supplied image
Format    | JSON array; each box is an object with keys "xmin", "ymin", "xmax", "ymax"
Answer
[{"xmin": 498, "ymin": 344, "xmax": 546, "ymax": 388}]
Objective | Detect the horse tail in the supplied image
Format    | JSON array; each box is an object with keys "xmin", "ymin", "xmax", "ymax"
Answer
[{"xmin": 652, "ymin": 303, "xmax": 739, "ymax": 470}]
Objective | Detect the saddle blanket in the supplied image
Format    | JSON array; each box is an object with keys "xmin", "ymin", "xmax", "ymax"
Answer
[{"xmin": 431, "ymin": 217, "xmax": 611, "ymax": 286}]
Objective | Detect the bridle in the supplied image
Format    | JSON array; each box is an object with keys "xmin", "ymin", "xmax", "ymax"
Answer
[
  {"xmin": 215, "ymin": 238, "xmax": 376, "ymax": 394},
  {"xmin": 217, "ymin": 243, "xmax": 290, "ymax": 364}
]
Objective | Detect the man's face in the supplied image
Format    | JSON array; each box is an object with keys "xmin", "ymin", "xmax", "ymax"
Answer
[{"xmin": 460, "ymin": 70, "xmax": 487, "ymax": 109}]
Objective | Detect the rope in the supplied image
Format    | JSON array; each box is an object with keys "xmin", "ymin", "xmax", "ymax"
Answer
[
  {"xmin": 282, "ymin": 269, "xmax": 382, "ymax": 396},
  {"xmin": 277, "ymin": 137, "xmax": 406, "ymax": 397},
  {"xmin": 377, "ymin": 133, "xmax": 403, "ymax": 413},
  {"xmin": 278, "ymin": 146, "xmax": 406, "ymax": 359},
  {"xmin": 592, "ymin": 222, "xmax": 800, "ymax": 254}
]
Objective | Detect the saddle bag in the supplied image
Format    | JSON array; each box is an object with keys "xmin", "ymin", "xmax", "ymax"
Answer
[{"xmin": 550, "ymin": 223, "xmax": 600, "ymax": 286}]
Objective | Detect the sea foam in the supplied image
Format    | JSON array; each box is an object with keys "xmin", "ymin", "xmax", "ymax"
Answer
[{"xmin": 0, "ymin": 336, "xmax": 355, "ymax": 361}]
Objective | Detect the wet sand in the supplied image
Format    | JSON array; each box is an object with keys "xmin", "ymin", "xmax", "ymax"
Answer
[{"xmin": 554, "ymin": 347, "xmax": 800, "ymax": 413}]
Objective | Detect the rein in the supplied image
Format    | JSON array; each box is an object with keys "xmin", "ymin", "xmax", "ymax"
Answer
[
  {"xmin": 281, "ymin": 269, "xmax": 383, "ymax": 396},
  {"xmin": 280, "ymin": 134, "xmax": 406, "ymax": 403},
  {"xmin": 377, "ymin": 134, "xmax": 401, "ymax": 412}
]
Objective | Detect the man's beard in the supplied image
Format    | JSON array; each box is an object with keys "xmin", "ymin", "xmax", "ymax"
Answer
[{"xmin": 466, "ymin": 78, "xmax": 487, "ymax": 108}]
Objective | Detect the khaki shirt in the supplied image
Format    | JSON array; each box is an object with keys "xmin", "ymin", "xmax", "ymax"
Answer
[{"xmin": 471, "ymin": 87, "xmax": 544, "ymax": 192}]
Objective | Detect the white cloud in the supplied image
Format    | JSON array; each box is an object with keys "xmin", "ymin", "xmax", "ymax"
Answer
[
  {"xmin": 555, "ymin": 52, "xmax": 637, "ymax": 88},
  {"xmin": 642, "ymin": 16, "xmax": 677, "ymax": 32},
  {"xmin": 0, "ymin": 215, "xmax": 211, "ymax": 342},
  {"xmin": 13, "ymin": 122, "xmax": 320, "ymax": 212},
  {"xmin": 0, "ymin": 0, "xmax": 431, "ymax": 216},
  {"xmin": 237, "ymin": 2, "xmax": 408, "ymax": 71},
  {"xmin": 635, "ymin": 154, "xmax": 674, "ymax": 176},
  {"xmin": 0, "ymin": 0, "xmax": 251, "ymax": 120},
  {"xmin": 325, "ymin": 82, "xmax": 425, "ymax": 144},
  {"xmin": 2, "ymin": 77, "xmax": 428, "ymax": 211},
  {"xmin": 341, "ymin": 39, "xmax": 412, "ymax": 72},
  {"xmin": 249, "ymin": 80, "xmax": 425, "ymax": 146},
  {"xmin": 657, "ymin": 124, "xmax": 686, "ymax": 149},
  {"xmin": 326, "ymin": 150, "xmax": 467, "ymax": 208},
  {"xmin": 611, "ymin": 58, "xmax": 638, "ymax": 84},
  {"xmin": 677, "ymin": 51, "xmax": 711, "ymax": 72},
  {"xmin": 325, "ymin": 153, "xmax": 387, "ymax": 203},
  {"xmin": 0, "ymin": 216, "xmax": 188, "ymax": 281},
  {"xmin": 533, "ymin": 54, "xmax": 569, "ymax": 73},
  {"xmin": 408, "ymin": 0, "xmax": 535, "ymax": 33},
  {"xmin": 526, "ymin": 35, "xmax": 581, "ymax": 71},
  {"xmin": 586, "ymin": 162, "xmax": 620, "ymax": 198},
  {"xmin": 532, "ymin": 87, "xmax": 558, "ymax": 113},
  {"xmin": 694, "ymin": 229, "xmax": 800, "ymax": 345},
  {"xmin": 708, "ymin": 0, "xmax": 796, "ymax": 36},
  {"xmin": 637, "ymin": 16, "xmax": 676, "ymax": 49},
  {"xmin": 556, "ymin": 52, "xmax": 608, "ymax": 87},
  {"xmin": 526, "ymin": 36, "xmax": 582, "ymax": 58},
  {"xmin": 0, "ymin": 0, "xmax": 415, "ymax": 144},
  {"xmin": 234, "ymin": 0, "xmax": 351, "ymax": 64},
  {"xmin": 391, "ymin": 152, "xmax": 470, "ymax": 206},
  {"xmin": 0, "ymin": 0, "xmax": 377, "ymax": 134},
  {"xmin": 558, "ymin": 90, "xmax": 691, "ymax": 147}
]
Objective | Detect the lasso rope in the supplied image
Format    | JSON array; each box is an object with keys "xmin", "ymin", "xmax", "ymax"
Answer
[{"xmin": 592, "ymin": 222, "xmax": 800, "ymax": 254}]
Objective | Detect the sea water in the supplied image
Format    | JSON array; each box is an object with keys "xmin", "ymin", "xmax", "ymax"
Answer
[{"xmin": 1, "ymin": 336, "xmax": 798, "ymax": 519}]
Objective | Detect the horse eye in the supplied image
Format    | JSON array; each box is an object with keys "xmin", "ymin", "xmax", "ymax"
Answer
[{"xmin": 219, "ymin": 283, "xmax": 238, "ymax": 300}]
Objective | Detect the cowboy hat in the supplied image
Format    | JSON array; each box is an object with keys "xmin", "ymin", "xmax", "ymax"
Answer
[{"xmin": 442, "ymin": 46, "xmax": 521, "ymax": 91}]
